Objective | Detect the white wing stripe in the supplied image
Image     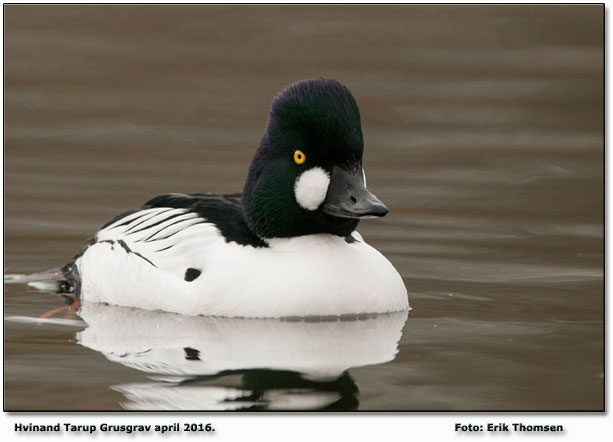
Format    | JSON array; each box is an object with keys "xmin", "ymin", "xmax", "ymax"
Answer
[
  {"xmin": 122, "ymin": 210, "xmax": 176, "ymax": 234},
  {"xmin": 144, "ymin": 217, "xmax": 203, "ymax": 242},
  {"xmin": 124, "ymin": 209, "xmax": 188, "ymax": 235},
  {"xmin": 102, "ymin": 208, "xmax": 172, "ymax": 232},
  {"xmin": 106, "ymin": 210, "xmax": 158, "ymax": 229}
]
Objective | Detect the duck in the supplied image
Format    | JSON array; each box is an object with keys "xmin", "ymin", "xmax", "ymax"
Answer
[{"xmin": 61, "ymin": 78, "xmax": 408, "ymax": 317}]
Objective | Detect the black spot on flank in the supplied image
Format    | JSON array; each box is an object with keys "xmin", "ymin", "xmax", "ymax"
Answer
[
  {"xmin": 184, "ymin": 268, "xmax": 202, "ymax": 282},
  {"xmin": 184, "ymin": 347, "xmax": 201, "ymax": 361},
  {"xmin": 344, "ymin": 234, "xmax": 359, "ymax": 244}
]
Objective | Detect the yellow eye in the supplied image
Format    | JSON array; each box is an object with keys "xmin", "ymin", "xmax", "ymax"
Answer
[{"xmin": 293, "ymin": 149, "xmax": 306, "ymax": 164}]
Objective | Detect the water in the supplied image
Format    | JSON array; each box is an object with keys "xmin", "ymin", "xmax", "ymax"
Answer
[{"xmin": 3, "ymin": 5, "xmax": 603, "ymax": 411}]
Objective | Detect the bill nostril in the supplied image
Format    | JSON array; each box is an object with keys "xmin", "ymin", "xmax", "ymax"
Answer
[{"xmin": 350, "ymin": 195, "xmax": 357, "ymax": 204}]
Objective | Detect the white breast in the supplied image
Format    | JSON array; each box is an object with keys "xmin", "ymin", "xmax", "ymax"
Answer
[{"xmin": 208, "ymin": 234, "xmax": 409, "ymax": 317}]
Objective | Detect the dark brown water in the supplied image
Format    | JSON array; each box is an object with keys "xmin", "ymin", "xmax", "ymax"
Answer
[{"xmin": 3, "ymin": 5, "xmax": 604, "ymax": 411}]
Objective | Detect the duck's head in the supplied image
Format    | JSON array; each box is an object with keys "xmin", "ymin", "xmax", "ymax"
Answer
[{"xmin": 242, "ymin": 78, "xmax": 388, "ymax": 240}]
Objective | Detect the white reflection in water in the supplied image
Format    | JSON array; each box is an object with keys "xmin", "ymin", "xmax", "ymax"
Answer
[{"xmin": 75, "ymin": 302, "xmax": 409, "ymax": 411}]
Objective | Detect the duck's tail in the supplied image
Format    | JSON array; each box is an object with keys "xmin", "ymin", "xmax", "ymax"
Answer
[
  {"xmin": 4, "ymin": 267, "xmax": 74, "ymax": 294},
  {"xmin": 4, "ymin": 268, "xmax": 64, "ymax": 284},
  {"xmin": 5, "ymin": 238, "xmax": 91, "ymax": 295}
]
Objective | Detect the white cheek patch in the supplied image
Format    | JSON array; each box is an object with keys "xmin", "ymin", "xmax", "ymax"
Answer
[
  {"xmin": 294, "ymin": 167, "xmax": 330, "ymax": 211},
  {"xmin": 362, "ymin": 168, "xmax": 367, "ymax": 187}
]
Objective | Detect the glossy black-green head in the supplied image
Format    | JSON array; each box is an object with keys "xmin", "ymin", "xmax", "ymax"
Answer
[{"xmin": 242, "ymin": 78, "xmax": 388, "ymax": 240}]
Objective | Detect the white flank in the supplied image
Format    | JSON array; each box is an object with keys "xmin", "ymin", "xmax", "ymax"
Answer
[
  {"xmin": 73, "ymin": 206, "xmax": 409, "ymax": 318},
  {"xmin": 294, "ymin": 167, "xmax": 330, "ymax": 211}
]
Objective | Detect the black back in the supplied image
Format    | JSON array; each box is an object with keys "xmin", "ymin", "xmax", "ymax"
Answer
[{"xmin": 142, "ymin": 193, "xmax": 268, "ymax": 248}]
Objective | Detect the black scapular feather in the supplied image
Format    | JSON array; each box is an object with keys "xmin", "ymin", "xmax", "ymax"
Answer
[{"xmin": 142, "ymin": 193, "xmax": 268, "ymax": 248}]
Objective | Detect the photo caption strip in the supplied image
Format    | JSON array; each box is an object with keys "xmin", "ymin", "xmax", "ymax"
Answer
[{"xmin": 14, "ymin": 422, "xmax": 215, "ymax": 435}]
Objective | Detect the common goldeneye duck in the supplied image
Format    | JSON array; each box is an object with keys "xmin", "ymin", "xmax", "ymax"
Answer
[{"xmin": 63, "ymin": 78, "xmax": 408, "ymax": 317}]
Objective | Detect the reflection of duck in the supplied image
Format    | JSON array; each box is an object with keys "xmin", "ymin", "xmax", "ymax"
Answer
[
  {"xmin": 114, "ymin": 370, "xmax": 359, "ymax": 411},
  {"xmin": 76, "ymin": 303, "xmax": 408, "ymax": 410},
  {"xmin": 59, "ymin": 78, "xmax": 408, "ymax": 317}
]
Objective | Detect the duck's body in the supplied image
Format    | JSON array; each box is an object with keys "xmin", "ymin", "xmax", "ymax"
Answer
[{"xmin": 63, "ymin": 79, "xmax": 408, "ymax": 317}]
